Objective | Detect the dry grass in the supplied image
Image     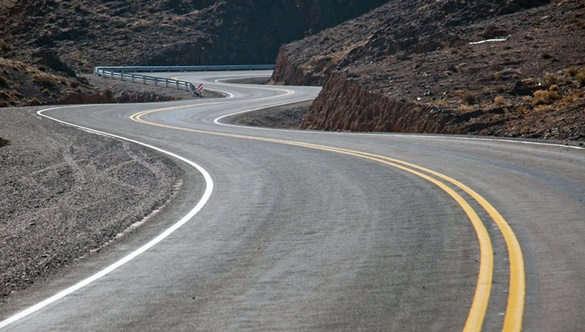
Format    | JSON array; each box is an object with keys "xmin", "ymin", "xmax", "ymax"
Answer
[
  {"xmin": 575, "ymin": 72, "xmax": 585, "ymax": 87},
  {"xmin": 544, "ymin": 73, "xmax": 557, "ymax": 86},
  {"xmin": 32, "ymin": 73, "xmax": 60, "ymax": 89},
  {"xmin": 457, "ymin": 91, "xmax": 477, "ymax": 105},
  {"xmin": 0, "ymin": 74, "xmax": 8, "ymax": 87},
  {"xmin": 494, "ymin": 95, "xmax": 506, "ymax": 106},
  {"xmin": 532, "ymin": 89, "xmax": 559, "ymax": 106},
  {"xmin": 566, "ymin": 66, "xmax": 579, "ymax": 77},
  {"xmin": 458, "ymin": 104, "xmax": 475, "ymax": 112},
  {"xmin": 0, "ymin": 39, "xmax": 9, "ymax": 52}
]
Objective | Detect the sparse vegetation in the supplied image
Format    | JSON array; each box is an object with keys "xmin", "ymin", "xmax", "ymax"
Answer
[
  {"xmin": 457, "ymin": 91, "xmax": 477, "ymax": 105},
  {"xmin": 32, "ymin": 73, "xmax": 58, "ymax": 89},
  {"xmin": 102, "ymin": 86, "xmax": 114, "ymax": 100},
  {"xmin": 0, "ymin": 74, "xmax": 8, "ymax": 87},
  {"xmin": 575, "ymin": 70, "xmax": 585, "ymax": 87},
  {"xmin": 544, "ymin": 73, "xmax": 558, "ymax": 86},
  {"xmin": 566, "ymin": 66, "xmax": 579, "ymax": 77},
  {"xmin": 494, "ymin": 95, "xmax": 506, "ymax": 106},
  {"xmin": 532, "ymin": 88, "xmax": 559, "ymax": 106},
  {"xmin": 0, "ymin": 39, "xmax": 9, "ymax": 52}
]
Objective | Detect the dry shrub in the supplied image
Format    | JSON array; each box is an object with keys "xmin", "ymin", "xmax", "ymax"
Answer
[
  {"xmin": 457, "ymin": 91, "xmax": 477, "ymax": 105},
  {"xmin": 102, "ymin": 87, "xmax": 114, "ymax": 100},
  {"xmin": 32, "ymin": 73, "xmax": 57, "ymax": 89},
  {"xmin": 491, "ymin": 72, "xmax": 503, "ymax": 81},
  {"xmin": 544, "ymin": 73, "xmax": 557, "ymax": 86},
  {"xmin": 494, "ymin": 95, "xmax": 506, "ymax": 106},
  {"xmin": 0, "ymin": 74, "xmax": 8, "ymax": 87},
  {"xmin": 532, "ymin": 89, "xmax": 559, "ymax": 105},
  {"xmin": 566, "ymin": 66, "xmax": 579, "ymax": 77},
  {"xmin": 562, "ymin": 95, "xmax": 576, "ymax": 104},
  {"xmin": 26, "ymin": 97, "xmax": 41, "ymax": 105},
  {"xmin": 576, "ymin": 71, "xmax": 585, "ymax": 87},
  {"xmin": 458, "ymin": 104, "xmax": 474, "ymax": 112},
  {"xmin": 0, "ymin": 39, "xmax": 9, "ymax": 52}
]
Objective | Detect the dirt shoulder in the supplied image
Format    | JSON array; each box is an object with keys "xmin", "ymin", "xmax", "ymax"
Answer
[
  {"xmin": 0, "ymin": 75, "xmax": 298, "ymax": 302},
  {"xmin": 231, "ymin": 100, "xmax": 311, "ymax": 129},
  {"xmin": 0, "ymin": 105, "xmax": 182, "ymax": 299}
]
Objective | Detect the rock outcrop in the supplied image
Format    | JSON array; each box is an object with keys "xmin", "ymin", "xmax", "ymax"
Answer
[
  {"xmin": 301, "ymin": 71, "xmax": 458, "ymax": 133},
  {"xmin": 275, "ymin": 0, "xmax": 585, "ymax": 141},
  {"xmin": 271, "ymin": 46, "xmax": 323, "ymax": 86}
]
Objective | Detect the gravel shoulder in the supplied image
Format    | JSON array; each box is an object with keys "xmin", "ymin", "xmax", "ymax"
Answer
[
  {"xmin": 0, "ymin": 76, "xmax": 302, "ymax": 302},
  {"xmin": 0, "ymin": 104, "xmax": 185, "ymax": 300}
]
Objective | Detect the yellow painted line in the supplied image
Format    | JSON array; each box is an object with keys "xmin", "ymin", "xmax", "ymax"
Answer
[
  {"xmin": 130, "ymin": 104, "xmax": 525, "ymax": 331},
  {"xmin": 310, "ymin": 146, "xmax": 526, "ymax": 331}
]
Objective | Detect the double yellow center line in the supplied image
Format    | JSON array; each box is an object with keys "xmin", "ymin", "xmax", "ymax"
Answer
[{"xmin": 130, "ymin": 104, "xmax": 525, "ymax": 331}]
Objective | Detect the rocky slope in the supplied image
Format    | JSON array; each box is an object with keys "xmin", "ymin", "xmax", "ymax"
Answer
[
  {"xmin": 272, "ymin": 0, "xmax": 585, "ymax": 141},
  {"xmin": 2, "ymin": 1, "xmax": 397, "ymax": 295},
  {"xmin": 0, "ymin": 0, "xmax": 387, "ymax": 107}
]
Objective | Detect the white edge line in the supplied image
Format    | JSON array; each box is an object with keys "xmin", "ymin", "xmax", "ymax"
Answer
[
  {"xmin": 214, "ymin": 100, "xmax": 584, "ymax": 150},
  {"xmin": 209, "ymin": 76, "xmax": 583, "ymax": 151},
  {"xmin": 213, "ymin": 97, "xmax": 313, "ymax": 127},
  {"xmin": 0, "ymin": 105, "xmax": 214, "ymax": 329}
]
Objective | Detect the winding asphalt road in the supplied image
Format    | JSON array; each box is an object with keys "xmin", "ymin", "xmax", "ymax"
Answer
[{"xmin": 1, "ymin": 71, "xmax": 584, "ymax": 331}]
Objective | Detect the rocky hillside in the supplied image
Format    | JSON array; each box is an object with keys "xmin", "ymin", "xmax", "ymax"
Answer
[
  {"xmin": 0, "ymin": 0, "xmax": 387, "ymax": 106},
  {"xmin": 272, "ymin": 0, "xmax": 585, "ymax": 141}
]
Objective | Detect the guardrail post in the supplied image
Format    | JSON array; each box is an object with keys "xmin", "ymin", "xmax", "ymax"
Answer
[{"xmin": 93, "ymin": 65, "xmax": 275, "ymax": 96}]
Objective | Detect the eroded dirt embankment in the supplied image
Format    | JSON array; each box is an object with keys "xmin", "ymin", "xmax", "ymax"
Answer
[
  {"xmin": 300, "ymin": 71, "xmax": 459, "ymax": 133},
  {"xmin": 271, "ymin": 47, "xmax": 324, "ymax": 87},
  {"xmin": 271, "ymin": 0, "xmax": 585, "ymax": 142}
]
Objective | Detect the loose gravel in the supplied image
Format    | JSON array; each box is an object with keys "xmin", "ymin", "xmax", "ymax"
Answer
[{"xmin": 0, "ymin": 106, "xmax": 182, "ymax": 299}]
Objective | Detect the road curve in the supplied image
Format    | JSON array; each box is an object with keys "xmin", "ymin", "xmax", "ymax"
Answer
[{"xmin": 1, "ymin": 71, "xmax": 584, "ymax": 331}]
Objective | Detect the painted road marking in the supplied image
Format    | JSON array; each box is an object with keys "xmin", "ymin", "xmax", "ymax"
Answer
[
  {"xmin": 0, "ymin": 106, "xmax": 215, "ymax": 330},
  {"xmin": 131, "ymin": 101, "xmax": 526, "ymax": 332}
]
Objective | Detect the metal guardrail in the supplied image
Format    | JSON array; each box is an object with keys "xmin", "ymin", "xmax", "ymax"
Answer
[{"xmin": 93, "ymin": 65, "xmax": 276, "ymax": 94}]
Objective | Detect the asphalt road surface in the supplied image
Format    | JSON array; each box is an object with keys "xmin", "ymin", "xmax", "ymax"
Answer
[{"xmin": 1, "ymin": 71, "xmax": 584, "ymax": 331}]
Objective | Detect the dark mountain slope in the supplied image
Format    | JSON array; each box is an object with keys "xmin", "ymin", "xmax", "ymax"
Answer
[
  {"xmin": 272, "ymin": 0, "xmax": 585, "ymax": 141},
  {"xmin": 1, "ymin": 0, "xmax": 389, "ymax": 71},
  {"xmin": 0, "ymin": 0, "xmax": 388, "ymax": 106}
]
